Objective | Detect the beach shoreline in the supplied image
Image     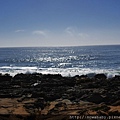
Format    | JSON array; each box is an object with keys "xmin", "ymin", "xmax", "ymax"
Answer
[{"xmin": 0, "ymin": 73, "xmax": 120, "ymax": 120}]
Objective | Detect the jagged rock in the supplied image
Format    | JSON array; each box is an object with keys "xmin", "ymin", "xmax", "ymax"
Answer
[
  {"xmin": 0, "ymin": 94, "xmax": 12, "ymax": 98},
  {"xmin": 44, "ymin": 93, "xmax": 61, "ymax": 101},
  {"xmin": 86, "ymin": 93, "xmax": 104, "ymax": 104},
  {"xmin": 34, "ymin": 97, "xmax": 47, "ymax": 110},
  {"xmin": 0, "ymin": 74, "xmax": 12, "ymax": 82},
  {"xmin": 55, "ymin": 102, "xmax": 66, "ymax": 108},
  {"xmin": 31, "ymin": 91, "xmax": 45, "ymax": 98},
  {"xmin": 0, "ymin": 72, "xmax": 120, "ymax": 116},
  {"xmin": 17, "ymin": 95, "xmax": 26, "ymax": 102},
  {"xmin": 108, "ymin": 110, "xmax": 120, "ymax": 116},
  {"xmin": 74, "ymin": 75, "xmax": 88, "ymax": 80},
  {"xmin": 114, "ymin": 75, "xmax": 120, "ymax": 80},
  {"xmin": 94, "ymin": 74, "xmax": 107, "ymax": 80},
  {"xmin": 112, "ymin": 100, "xmax": 120, "ymax": 106}
]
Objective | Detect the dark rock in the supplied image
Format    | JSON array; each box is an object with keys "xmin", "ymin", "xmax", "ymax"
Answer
[
  {"xmin": 94, "ymin": 74, "xmax": 107, "ymax": 80},
  {"xmin": 34, "ymin": 97, "xmax": 46, "ymax": 110},
  {"xmin": 55, "ymin": 102, "xmax": 66, "ymax": 108},
  {"xmin": 0, "ymin": 72, "xmax": 120, "ymax": 108},
  {"xmin": 62, "ymin": 78, "xmax": 76, "ymax": 87},
  {"xmin": 31, "ymin": 91, "xmax": 45, "ymax": 98},
  {"xmin": 0, "ymin": 94, "xmax": 12, "ymax": 98},
  {"xmin": 44, "ymin": 93, "xmax": 61, "ymax": 101},
  {"xmin": 86, "ymin": 93, "xmax": 104, "ymax": 104},
  {"xmin": 108, "ymin": 110, "xmax": 120, "ymax": 116},
  {"xmin": 114, "ymin": 75, "xmax": 120, "ymax": 80},
  {"xmin": 0, "ymin": 74, "xmax": 12, "ymax": 82},
  {"xmin": 79, "ymin": 75, "xmax": 88, "ymax": 79},
  {"xmin": 74, "ymin": 75, "xmax": 88, "ymax": 79},
  {"xmin": 23, "ymin": 103, "xmax": 35, "ymax": 113},
  {"xmin": 92, "ymin": 105, "xmax": 110, "ymax": 112},
  {"xmin": 17, "ymin": 95, "xmax": 26, "ymax": 102},
  {"xmin": 112, "ymin": 100, "xmax": 120, "ymax": 106}
]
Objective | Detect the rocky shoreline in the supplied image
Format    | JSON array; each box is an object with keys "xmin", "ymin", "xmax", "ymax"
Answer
[{"xmin": 0, "ymin": 73, "xmax": 120, "ymax": 120}]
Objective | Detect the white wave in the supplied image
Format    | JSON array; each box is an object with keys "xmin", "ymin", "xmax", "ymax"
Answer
[
  {"xmin": 0, "ymin": 66, "xmax": 38, "ymax": 76},
  {"xmin": 0, "ymin": 66, "xmax": 38, "ymax": 70},
  {"xmin": 0, "ymin": 66, "xmax": 120, "ymax": 78}
]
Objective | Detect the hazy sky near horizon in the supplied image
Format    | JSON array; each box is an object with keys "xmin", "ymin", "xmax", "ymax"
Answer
[{"xmin": 0, "ymin": 0, "xmax": 120, "ymax": 47}]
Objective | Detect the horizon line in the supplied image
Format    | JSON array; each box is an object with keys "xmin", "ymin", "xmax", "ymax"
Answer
[{"xmin": 0, "ymin": 44, "xmax": 120, "ymax": 49}]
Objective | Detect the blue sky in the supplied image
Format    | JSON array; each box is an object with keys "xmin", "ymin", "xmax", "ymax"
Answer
[{"xmin": 0, "ymin": 0, "xmax": 120, "ymax": 47}]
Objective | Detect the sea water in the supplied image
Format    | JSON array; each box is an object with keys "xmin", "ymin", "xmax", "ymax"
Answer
[{"xmin": 0, "ymin": 45, "xmax": 120, "ymax": 78}]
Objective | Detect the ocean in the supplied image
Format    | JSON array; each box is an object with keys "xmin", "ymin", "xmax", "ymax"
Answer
[{"xmin": 0, "ymin": 45, "xmax": 120, "ymax": 78}]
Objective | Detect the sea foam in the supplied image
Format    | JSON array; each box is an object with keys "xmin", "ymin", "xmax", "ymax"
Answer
[{"xmin": 0, "ymin": 66, "xmax": 119, "ymax": 78}]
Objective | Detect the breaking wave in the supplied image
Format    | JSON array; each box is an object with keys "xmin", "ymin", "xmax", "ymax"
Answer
[{"xmin": 0, "ymin": 66, "xmax": 120, "ymax": 78}]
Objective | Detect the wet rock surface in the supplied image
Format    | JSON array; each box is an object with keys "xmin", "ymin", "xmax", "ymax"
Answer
[{"xmin": 0, "ymin": 73, "xmax": 120, "ymax": 120}]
